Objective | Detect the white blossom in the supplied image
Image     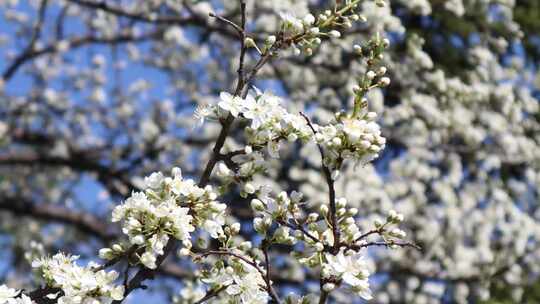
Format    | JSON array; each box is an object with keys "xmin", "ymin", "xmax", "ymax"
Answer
[
  {"xmin": 111, "ymin": 167, "xmax": 226, "ymax": 268},
  {"xmin": 323, "ymin": 250, "xmax": 372, "ymax": 300},
  {"xmin": 31, "ymin": 253, "xmax": 124, "ymax": 304}
]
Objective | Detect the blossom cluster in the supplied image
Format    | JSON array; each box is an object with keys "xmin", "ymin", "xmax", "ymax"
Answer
[
  {"xmin": 249, "ymin": 189, "xmax": 410, "ymax": 301},
  {"xmin": 251, "ymin": 187, "xmax": 304, "ymax": 242},
  {"xmin": 277, "ymin": 0, "xmax": 373, "ymax": 56},
  {"xmin": 314, "ymin": 112, "xmax": 386, "ymax": 171},
  {"xmin": 103, "ymin": 168, "xmax": 226, "ymax": 269},
  {"xmin": 204, "ymin": 89, "xmax": 386, "ymax": 177},
  {"xmin": 31, "ymin": 253, "xmax": 124, "ymax": 304},
  {"xmin": 322, "ymin": 250, "xmax": 372, "ymax": 300},
  {"xmin": 202, "ymin": 258, "xmax": 268, "ymax": 304},
  {"xmin": 0, "ymin": 285, "xmax": 33, "ymax": 304},
  {"xmin": 217, "ymin": 91, "xmax": 313, "ymax": 158}
]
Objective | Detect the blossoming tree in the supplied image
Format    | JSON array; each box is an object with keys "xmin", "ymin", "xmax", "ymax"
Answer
[{"xmin": 0, "ymin": 0, "xmax": 539, "ymax": 303}]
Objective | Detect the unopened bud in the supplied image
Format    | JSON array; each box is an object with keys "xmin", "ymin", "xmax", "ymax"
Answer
[
  {"xmin": 378, "ymin": 77, "xmax": 391, "ymax": 87},
  {"xmin": 244, "ymin": 37, "xmax": 257, "ymax": 48},
  {"xmin": 266, "ymin": 35, "xmax": 276, "ymax": 45},
  {"xmin": 329, "ymin": 30, "xmax": 341, "ymax": 38},
  {"xmin": 251, "ymin": 199, "xmax": 265, "ymax": 211},
  {"xmin": 323, "ymin": 283, "xmax": 336, "ymax": 292}
]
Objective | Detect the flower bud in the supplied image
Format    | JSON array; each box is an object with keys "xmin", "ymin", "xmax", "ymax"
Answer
[
  {"xmin": 244, "ymin": 37, "xmax": 257, "ymax": 48},
  {"xmin": 323, "ymin": 283, "xmax": 336, "ymax": 292},
  {"xmin": 378, "ymin": 77, "xmax": 391, "ymax": 87},
  {"xmin": 140, "ymin": 252, "xmax": 157, "ymax": 269},
  {"xmin": 239, "ymin": 241, "xmax": 252, "ymax": 251},
  {"xmin": 244, "ymin": 182, "xmax": 256, "ymax": 194},
  {"xmin": 217, "ymin": 162, "xmax": 231, "ymax": 177},
  {"xmin": 303, "ymin": 14, "xmax": 316, "ymax": 25},
  {"xmin": 132, "ymin": 235, "xmax": 145, "ymax": 245},
  {"xmin": 178, "ymin": 248, "xmax": 190, "ymax": 256},
  {"xmin": 308, "ymin": 213, "xmax": 319, "ymax": 222},
  {"xmin": 309, "ymin": 27, "xmax": 320, "ymax": 35},
  {"xmin": 332, "ymin": 137, "xmax": 342, "ymax": 146},
  {"xmin": 253, "ymin": 217, "xmax": 266, "ymax": 234},
  {"xmin": 274, "ymin": 227, "xmax": 290, "ymax": 241},
  {"xmin": 336, "ymin": 197, "xmax": 347, "ymax": 208},
  {"xmin": 287, "ymin": 133, "xmax": 298, "ymax": 142},
  {"xmin": 320, "ymin": 204, "xmax": 329, "ymax": 214},
  {"xmin": 329, "ymin": 30, "xmax": 341, "ymax": 38},
  {"xmin": 266, "ymin": 35, "xmax": 276, "ymax": 45},
  {"xmin": 389, "ymin": 228, "xmax": 406, "ymax": 238},
  {"xmin": 99, "ymin": 248, "xmax": 114, "ymax": 260},
  {"xmin": 251, "ymin": 199, "xmax": 265, "ymax": 212},
  {"xmin": 230, "ymin": 223, "xmax": 241, "ymax": 234},
  {"xmin": 367, "ymin": 112, "xmax": 378, "ymax": 120}
]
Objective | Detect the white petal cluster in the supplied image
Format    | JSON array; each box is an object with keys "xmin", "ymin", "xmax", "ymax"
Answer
[
  {"xmin": 323, "ymin": 250, "xmax": 372, "ymax": 300},
  {"xmin": 203, "ymin": 261, "xmax": 268, "ymax": 304},
  {"xmin": 279, "ymin": 12, "xmax": 306, "ymax": 34},
  {"xmin": 0, "ymin": 285, "xmax": 32, "ymax": 304},
  {"xmin": 208, "ymin": 91, "xmax": 387, "ymax": 168},
  {"xmin": 31, "ymin": 253, "xmax": 124, "ymax": 304},
  {"xmin": 252, "ymin": 188, "xmax": 303, "ymax": 239},
  {"xmin": 0, "ymin": 285, "xmax": 18, "ymax": 303},
  {"xmin": 172, "ymin": 282, "xmax": 206, "ymax": 304},
  {"xmin": 314, "ymin": 113, "xmax": 386, "ymax": 170},
  {"xmin": 109, "ymin": 167, "xmax": 226, "ymax": 268},
  {"xmin": 217, "ymin": 91, "xmax": 312, "ymax": 158}
]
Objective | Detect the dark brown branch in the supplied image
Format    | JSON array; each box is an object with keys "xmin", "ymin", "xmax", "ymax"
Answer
[
  {"xmin": 299, "ymin": 113, "xmax": 340, "ymax": 253},
  {"xmin": 262, "ymin": 240, "xmax": 282, "ymax": 303},
  {"xmin": 1, "ymin": 0, "xmax": 48, "ymax": 80},
  {"xmin": 0, "ymin": 197, "xmax": 116, "ymax": 241},
  {"xmin": 299, "ymin": 113, "xmax": 339, "ymax": 304},
  {"xmin": 3, "ymin": 30, "xmax": 161, "ymax": 80},
  {"xmin": 0, "ymin": 151, "xmax": 134, "ymax": 197},
  {"xmin": 67, "ymin": 0, "xmax": 194, "ymax": 24}
]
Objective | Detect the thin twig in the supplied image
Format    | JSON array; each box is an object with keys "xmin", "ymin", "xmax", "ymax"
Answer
[
  {"xmin": 299, "ymin": 113, "xmax": 340, "ymax": 253},
  {"xmin": 208, "ymin": 13, "xmax": 244, "ymax": 35},
  {"xmin": 350, "ymin": 241, "xmax": 422, "ymax": 251},
  {"xmin": 193, "ymin": 285, "xmax": 228, "ymax": 304}
]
